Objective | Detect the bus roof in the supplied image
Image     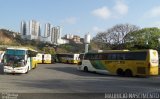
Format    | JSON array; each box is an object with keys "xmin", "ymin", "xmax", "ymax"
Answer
[
  {"xmin": 56, "ymin": 53, "xmax": 79, "ymax": 55},
  {"xmin": 7, "ymin": 47, "xmax": 37, "ymax": 52},
  {"xmin": 86, "ymin": 49, "xmax": 156, "ymax": 54},
  {"xmin": 7, "ymin": 47, "xmax": 28, "ymax": 50},
  {"xmin": 88, "ymin": 50, "xmax": 129, "ymax": 53}
]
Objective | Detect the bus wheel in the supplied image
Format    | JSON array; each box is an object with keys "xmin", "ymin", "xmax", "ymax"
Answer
[
  {"xmin": 116, "ymin": 69, "xmax": 124, "ymax": 76},
  {"xmin": 84, "ymin": 66, "xmax": 88, "ymax": 72},
  {"xmin": 125, "ymin": 69, "xmax": 133, "ymax": 77}
]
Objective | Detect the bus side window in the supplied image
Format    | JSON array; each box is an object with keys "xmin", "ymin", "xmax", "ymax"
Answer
[
  {"xmin": 112, "ymin": 54, "xmax": 117, "ymax": 60},
  {"xmin": 94, "ymin": 54, "xmax": 97, "ymax": 60},
  {"xmin": 118, "ymin": 53, "xmax": 125, "ymax": 60},
  {"xmin": 125, "ymin": 53, "xmax": 132, "ymax": 60},
  {"xmin": 103, "ymin": 53, "xmax": 108, "ymax": 60},
  {"xmin": 84, "ymin": 54, "xmax": 88, "ymax": 60},
  {"xmin": 107, "ymin": 53, "xmax": 117, "ymax": 60},
  {"xmin": 98, "ymin": 54, "xmax": 102, "ymax": 60},
  {"xmin": 91, "ymin": 54, "xmax": 94, "ymax": 60},
  {"xmin": 107, "ymin": 54, "xmax": 112, "ymax": 60},
  {"xmin": 79, "ymin": 54, "xmax": 84, "ymax": 60}
]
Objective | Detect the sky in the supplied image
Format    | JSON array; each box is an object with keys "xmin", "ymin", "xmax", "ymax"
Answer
[{"xmin": 0, "ymin": 0, "xmax": 160, "ymax": 37}]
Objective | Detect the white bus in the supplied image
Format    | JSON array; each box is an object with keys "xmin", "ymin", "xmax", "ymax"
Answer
[
  {"xmin": 56, "ymin": 53, "xmax": 80, "ymax": 64},
  {"xmin": 3, "ymin": 47, "xmax": 38, "ymax": 74},
  {"xmin": 36, "ymin": 53, "xmax": 52, "ymax": 64}
]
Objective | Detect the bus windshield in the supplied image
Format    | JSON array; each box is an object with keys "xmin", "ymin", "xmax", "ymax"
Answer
[
  {"xmin": 3, "ymin": 54, "xmax": 25, "ymax": 67},
  {"xmin": 4, "ymin": 49, "xmax": 26, "ymax": 67},
  {"xmin": 6, "ymin": 49, "xmax": 26, "ymax": 55}
]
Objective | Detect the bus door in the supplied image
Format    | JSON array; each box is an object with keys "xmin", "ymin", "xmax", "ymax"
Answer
[{"xmin": 42, "ymin": 54, "xmax": 44, "ymax": 64}]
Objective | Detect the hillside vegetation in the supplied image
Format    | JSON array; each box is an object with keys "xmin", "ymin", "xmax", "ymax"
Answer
[
  {"xmin": 0, "ymin": 29, "xmax": 85, "ymax": 54},
  {"xmin": 0, "ymin": 29, "xmax": 18, "ymax": 45}
]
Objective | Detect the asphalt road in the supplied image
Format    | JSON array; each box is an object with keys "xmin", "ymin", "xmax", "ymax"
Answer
[{"xmin": 0, "ymin": 63, "xmax": 160, "ymax": 98}]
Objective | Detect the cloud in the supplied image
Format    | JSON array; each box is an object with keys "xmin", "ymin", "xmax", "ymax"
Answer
[
  {"xmin": 148, "ymin": 6, "xmax": 160, "ymax": 17},
  {"xmin": 92, "ymin": 6, "xmax": 111, "ymax": 20},
  {"xmin": 113, "ymin": 0, "xmax": 128, "ymax": 15},
  {"xmin": 62, "ymin": 17, "xmax": 77, "ymax": 25},
  {"xmin": 91, "ymin": 0, "xmax": 128, "ymax": 20}
]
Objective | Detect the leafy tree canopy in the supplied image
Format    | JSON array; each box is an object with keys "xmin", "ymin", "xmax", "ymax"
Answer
[{"xmin": 125, "ymin": 27, "xmax": 160, "ymax": 49}]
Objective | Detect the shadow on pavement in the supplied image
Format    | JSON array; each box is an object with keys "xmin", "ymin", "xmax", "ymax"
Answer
[{"xmin": 46, "ymin": 66, "xmax": 113, "ymax": 77}]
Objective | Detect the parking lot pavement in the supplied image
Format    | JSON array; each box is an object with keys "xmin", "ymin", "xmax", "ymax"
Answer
[{"xmin": 0, "ymin": 63, "xmax": 159, "ymax": 94}]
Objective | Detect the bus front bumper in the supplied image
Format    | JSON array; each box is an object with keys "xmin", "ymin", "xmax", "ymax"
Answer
[{"xmin": 4, "ymin": 66, "xmax": 27, "ymax": 74}]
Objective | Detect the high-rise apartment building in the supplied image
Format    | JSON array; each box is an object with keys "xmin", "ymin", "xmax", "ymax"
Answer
[
  {"xmin": 44, "ymin": 23, "xmax": 51, "ymax": 37},
  {"xmin": 21, "ymin": 20, "xmax": 40, "ymax": 40},
  {"xmin": 51, "ymin": 26, "xmax": 61, "ymax": 44},
  {"xmin": 38, "ymin": 25, "xmax": 41, "ymax": 37},
  {"xmin": 29, "ymin": 20, "xmax": 40, "ymax": 40},
  {"xmin": 20, "ymin": 20, "xmax": 65, "ymax": 44},
  {"xmin": 20, "ymin": 21, "xmax": 27, "ymax": 35}
]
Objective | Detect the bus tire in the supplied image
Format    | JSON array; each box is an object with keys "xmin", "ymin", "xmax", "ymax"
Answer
[
  {"xmin": 125, "ymin": 69, "xmax": 133, "ymax": 77},
  {"xmin": 84, "ymin": 66, "xmax": 88, "ymax": 72},
  {"xmin": 116, "ymin": 69, "xmax": 124, "ymax": 76}
]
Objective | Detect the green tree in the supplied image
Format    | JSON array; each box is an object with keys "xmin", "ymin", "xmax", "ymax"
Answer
[
  {"xmin": 124, "ymin": 27, "xmax": 160, "ymax": 49},
  {"xmin": 43, "ymin": 47, "xmax": 56, "ymax": 55}
]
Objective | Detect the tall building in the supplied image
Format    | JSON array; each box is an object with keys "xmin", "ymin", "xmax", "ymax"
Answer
[
  {"xmin": 29, "ymin": 20, "xmax": 40, "ymax": 40},
  {"xmin": 38, "ymin": 25, "xmax": 41, "ymax": 37},
  {"xmin": 44, "ymin": 23, "xmax": 51, "ymax": 37},
  {"xmin": 37, "ymin": 25, "xmax": 41, "ymax": 40},
  {"xmin": 51, "ymin": 26, "xmax": 61, "ymax": 44},
  {"xmin": 43, "ymin": 23, "xmax": 51, "ymax": 43},
  {"xmin": 51, "ymin": 27, "xmax": 55, "ymax": 43},
  {"xmin": 20, "ymin": 21, "xmax": 27, "ymax": 35},
  {"xmin": 20, "ymin": 20, "xmax": 65, "ymax": 44}
]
